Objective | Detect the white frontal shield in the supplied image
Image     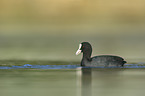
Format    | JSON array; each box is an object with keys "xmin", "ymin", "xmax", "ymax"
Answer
[{"xmin": 76, "ymin": 44, "xmax": 82, "ymax": 55}]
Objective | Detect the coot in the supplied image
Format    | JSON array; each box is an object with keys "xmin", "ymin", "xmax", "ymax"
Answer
[{"xmin": 76, "ymin": 42, "xmax": 126, "ymax": 67}]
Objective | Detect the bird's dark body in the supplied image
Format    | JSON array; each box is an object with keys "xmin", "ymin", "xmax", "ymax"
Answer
[{"xmin": 81, "ymin": 55, "xmax": 126, "ymax": 67}]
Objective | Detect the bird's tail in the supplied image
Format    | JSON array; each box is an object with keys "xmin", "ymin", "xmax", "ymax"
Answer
[
  {"xmin": 123, "ymin": 61, "xmax": 127, "ymax": 64},
  {"xmin": 121, "ymin": 60, "xmax": 127, "ymax": 67}
]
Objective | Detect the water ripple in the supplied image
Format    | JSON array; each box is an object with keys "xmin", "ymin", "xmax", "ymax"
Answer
[{"xmin": 0, "ymin": 63, "xmax": 145, "ymax": 69}]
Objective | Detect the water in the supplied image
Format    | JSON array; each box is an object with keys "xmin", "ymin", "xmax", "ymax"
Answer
[
  {"xmin": 0, "ymin": 63, "xmax": 145, "ymax": 69},
  {"xmin": 91, "ymin": 68, "xmax": 145, "ymax": 96},
  {"xmin": 0, "ymin": 69, "xmax": 77, "ymax": 96},
  {"xmin": 0, "ymin": 62, "xmax": 145, "ymax": 96}
]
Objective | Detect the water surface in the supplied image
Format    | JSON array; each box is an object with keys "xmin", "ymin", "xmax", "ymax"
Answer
[{"xmin": 0, "ymin": 61, "xmax": 145, "ymax": 96}]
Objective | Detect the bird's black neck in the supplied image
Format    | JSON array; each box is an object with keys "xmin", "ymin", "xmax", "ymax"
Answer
[
  {"xmin": 81, "ymin": 51, "xmax": 92, "ymax": 66},
  {"xmin": 83, "ymin": 53, "xmax": 91, "ymax": 60}
]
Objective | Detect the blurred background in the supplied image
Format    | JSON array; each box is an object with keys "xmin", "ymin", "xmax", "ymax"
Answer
[
  {"xmin": 1, "ymin": 1, "xmax": 145, "ymax": 96},
  {"xmin": 0, "ymin": 0, "xmax": 145, "ymax": 62}
]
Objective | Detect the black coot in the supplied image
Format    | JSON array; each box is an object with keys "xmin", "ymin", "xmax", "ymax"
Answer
[{"xmin": 76, "ymin": 42, "xmax": 127, "ymax": 67}]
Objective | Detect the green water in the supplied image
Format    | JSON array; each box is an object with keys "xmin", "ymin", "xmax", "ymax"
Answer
[
  {"xmin": 0, "ymin": 67, "xmax": 145, "ymax": 96},
  {"xmin": 0, "ymin": 69, "xmax": 77, "ymax": 96},
  {"xmin": 92, "ymin": 69, "xmax": 145, "ymax": 96}
]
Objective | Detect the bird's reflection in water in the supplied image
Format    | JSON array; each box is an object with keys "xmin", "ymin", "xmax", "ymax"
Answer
[
  {"xmin": 77, "ymin": 68, "xmax": 92, "ymax": 96},
  {"xmin": 82, "ymin": 68, "xmax": 92, "ymax": 96}
]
